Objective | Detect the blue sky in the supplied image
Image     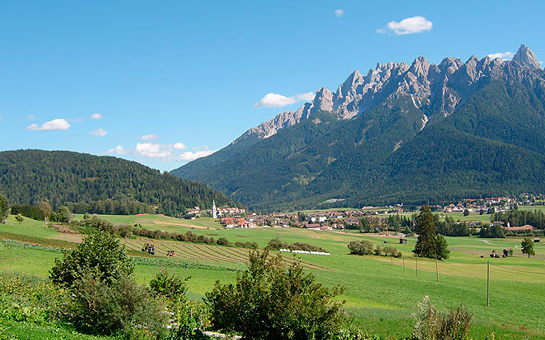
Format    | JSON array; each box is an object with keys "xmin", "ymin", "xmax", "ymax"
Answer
[{"xmin": 1, "ymin": 0, "xmax": 544, "ymax": 171}]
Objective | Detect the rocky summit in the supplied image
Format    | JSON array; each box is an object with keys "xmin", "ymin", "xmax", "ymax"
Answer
[{"xmin": 172, "ymin": 45, "xmax": 545, "ymax": 211}]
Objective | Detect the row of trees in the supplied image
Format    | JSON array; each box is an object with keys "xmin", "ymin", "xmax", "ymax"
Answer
[
  {"xmin": 71, "ymin": 213, "xmax": 258, "ymax": 249},
  {"xmin": 348, "ymin": 240, "xmax": 402, "ymax": 258},
  {"xmin": 492, "ymin": 209, "xmax": 545, "ymax": 229}
]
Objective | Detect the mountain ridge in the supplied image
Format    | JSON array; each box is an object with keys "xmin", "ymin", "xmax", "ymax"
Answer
[{"xmin": 172, "ymin": 45, "xmax": 545, "ymax": 210}]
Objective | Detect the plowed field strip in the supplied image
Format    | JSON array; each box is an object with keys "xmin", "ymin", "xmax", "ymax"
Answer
[
  {"xmin": 169, "ymin": 243, "xmax": 237, "ymax": 263},
  {"xmin": 200, "ymin": 244, "xmax": 249, "ymax": 262},
  {"xmin": 121, "ymin": 238, "xmax": 330, "ymax": 270}
]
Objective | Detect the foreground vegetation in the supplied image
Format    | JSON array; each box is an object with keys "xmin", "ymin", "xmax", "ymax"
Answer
[{"xmin": 1, "ymin": 213, "xmax": 545, "ymax": 339}]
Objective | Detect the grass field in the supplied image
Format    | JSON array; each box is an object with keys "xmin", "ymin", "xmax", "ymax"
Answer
[{"xmin": 2, "ymin": 213, "xmax": 545, "ymax": 339}]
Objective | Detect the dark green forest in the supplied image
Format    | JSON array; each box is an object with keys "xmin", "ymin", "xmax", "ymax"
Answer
[{"xmin": 0, "ymin": 150, "xmax": 236, "ymax": 215}]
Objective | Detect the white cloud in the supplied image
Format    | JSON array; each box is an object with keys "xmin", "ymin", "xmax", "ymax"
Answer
[
  {"xmin": 27, "ymin": 115, "xmax": 35, "ymax": 120},
  {"xmin": 378, "ymin": 16, "xmax": 433, "ymax": 35},
  {"xmin": 177, "ymin": 150, "xmax": 216, "ymax": 162},
  {"xmin": 334, "ymin": 9, "xmax": 344, "ymax": 18},
  {"xmin": 487, "ymin": 51, "xmax": 515, "ymax": 60},
  {"xmin": 89, "ymin": 128, "xmax": 108, "ymax": 137},
  {"xmin": 26, "ymin": 118, "xmax": 71, "ymax": 131},
  {"xmin": 173, "ymin": 142, "xmax": 186, "ymax": 150},
  {"xmin": 254, "ymin": 92, "xmax": 315, "ymax": 108},
  {"xmin": 91, "ymin": 113, "xmax": 102, "ymax": 120},
  {"xmin": 107, "ymin": 145, "xmax": 127, "ymax": 155},
  {"xmin": 106, "ymin": 142, "xmax": 214, "ymax": 163},
  {"xmin": 141, "ymin": 134, "xmax": 159, "ymax": 140},
  {"xmin": 295, "ymin": 92, "xmax": 315, "ymax": 101},
  {"xmin": 135, "ymin": 143, "xmax": 172, "ymax": 158}
]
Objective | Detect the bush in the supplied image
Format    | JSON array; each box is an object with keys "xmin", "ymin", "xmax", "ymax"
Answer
[
  {"xmin": 50, "ymin": 232, "xmax": 134, "ymax": 288},
  {"xmin": 205, "ymin": 250, "xmax": 346, "ymax": 339},
  {"xmin": 0, "ymin": 273, "xmax": 65, "ymax": 326},
  {"xmin": 64, "ymin": 269, "xmax": 167, "ymax": 337},
  {"xmin": 348, "ymin": 240, "xmax": 401, "ymax": 257},
  {"xmin": 412, "ymin": 296, "xmax": 472, "ymax": 340},
  {"xmin": 150, "ymin": 268, "xmax": 189, "ymax": 302}
]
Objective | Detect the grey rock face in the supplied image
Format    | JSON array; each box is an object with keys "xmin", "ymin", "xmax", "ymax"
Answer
[
  {"xmin": 513, "ymin": 44, "xmax": 541, "ymax": 69},
  {"xmin": 242, "ymin": 45, "xmax": 543, "ymax": 142}
]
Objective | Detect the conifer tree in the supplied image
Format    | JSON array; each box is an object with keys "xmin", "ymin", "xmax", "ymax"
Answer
[{"xmin": 414, "ymin": 206, "xmax": 440, "ymax": 258}]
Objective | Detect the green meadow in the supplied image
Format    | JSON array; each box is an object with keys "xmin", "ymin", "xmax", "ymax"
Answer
[{"xmin": 1, "ymin": 214, "xmax": 545, "ymax": 339}]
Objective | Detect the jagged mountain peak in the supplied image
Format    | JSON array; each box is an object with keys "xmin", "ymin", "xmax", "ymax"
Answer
[
  {"xmin": 232, "ymin": 45, "xmax": 543, "ymax": 143},
  {"xmin": 410, "ymin": 56, "xmax": 430, "ymax": 77},
  {"xmin": 513, "ymin": 44, "xmax": 541, "ymax": 69}
]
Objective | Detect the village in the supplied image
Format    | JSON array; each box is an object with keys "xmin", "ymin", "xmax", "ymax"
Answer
[{"xmin": 182, "ymin": 194, "xmax": 545, "ymax": 234}]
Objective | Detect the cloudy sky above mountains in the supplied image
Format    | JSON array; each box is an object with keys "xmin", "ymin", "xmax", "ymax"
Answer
[{"xmin": 1, "ymin": 0, "xmax": 544, "ymax": 171}]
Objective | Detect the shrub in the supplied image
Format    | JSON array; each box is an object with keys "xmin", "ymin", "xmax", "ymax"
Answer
[
  {"xmin": 50, "ymin": 232, "xmax": 134, "ymax": 288},
  {"xmin": 205, "ymin": 250, "xmax": 346, "ymax": 339},
  {"xmin": 217, "ymin": 237, "xmax": 230, "ymax": 246},
  {"xmin": 150, "ymin": 268, "xmax": 189, "ymax": 302},
  {"xmin": 348, "ymin": 240, "xmax": 375, "ymax": 255},
  {"xmin": 64, "ymin": 269, "xmax": 167, "ymax": 337},
  {"xmin": 412, "ymin": 296, "xmax": 472, "ymax": 340},
  {"xmin": 0, "ymin": 273, "xmax": 65, "ymax": 326}
]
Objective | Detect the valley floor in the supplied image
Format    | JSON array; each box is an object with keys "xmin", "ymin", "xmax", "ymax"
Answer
[{"xmin": 1, "ymin": 214, "xmax": 545, "ymax": 339}]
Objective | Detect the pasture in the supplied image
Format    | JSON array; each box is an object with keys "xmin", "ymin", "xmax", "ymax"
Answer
[{"xmin": 1, "ymin": 213, "xmax": 545, "ymax": 339}]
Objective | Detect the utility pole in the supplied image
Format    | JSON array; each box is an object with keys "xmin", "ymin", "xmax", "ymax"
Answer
[
  {"xmin": 435, "ymin": 256, "xmax": 439, "ymax": 282},
  {"xmin": 487, "ymin": 260, "xmax": 490, "ymax": 307}
]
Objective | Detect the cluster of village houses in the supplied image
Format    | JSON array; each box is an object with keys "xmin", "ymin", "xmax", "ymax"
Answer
[{"xmin": 183, "ymin": 195, "xmax": 544, "ymax": 231}]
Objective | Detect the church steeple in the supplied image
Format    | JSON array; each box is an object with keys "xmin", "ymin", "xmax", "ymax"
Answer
[{"xmin": 212, "ymin": 200, "xmax": 217, "ymax": 219}]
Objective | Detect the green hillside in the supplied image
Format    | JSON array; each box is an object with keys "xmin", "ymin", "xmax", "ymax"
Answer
[{"xmin": 0, "ymin": 150, "xmax": 236, "ymax": 215}]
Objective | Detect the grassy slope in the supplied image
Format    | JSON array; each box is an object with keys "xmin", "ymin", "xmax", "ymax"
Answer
[{"xmin": 1, "ymin": 214, "xmax": 545, "ymax": 339}]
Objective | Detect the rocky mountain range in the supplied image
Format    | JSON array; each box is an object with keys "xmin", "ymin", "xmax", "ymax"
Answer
[{"xmin": 172, "ymin": 45, "xmax": 545, "ymax": 211}]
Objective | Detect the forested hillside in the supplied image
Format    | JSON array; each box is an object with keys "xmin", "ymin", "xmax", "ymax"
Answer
[{"xmin": 0, "ymin": 150, "xmax": 235, "ymax": 215}]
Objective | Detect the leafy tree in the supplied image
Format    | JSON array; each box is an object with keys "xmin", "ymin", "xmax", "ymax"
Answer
[
  {"xmin": 50, "ymin": 232, "xmax": 134, "ymax": 288},
  {"xmin": 15, "ymin": 213, "xmax": 24, "ymax": 224},
  {"xmin": 435, "ymin": 235, "xmax": 450, "ymax": 260},
  {"xmin": 205, "ymin": 250, "xmax": 346, "ymax": 340},
  {"xmin": 0, "ymin": 194, "xmax": 8, "ymax": 223},
  {"xmin": 56, "ymin": 206, "xmax": 73, "ymax": 223},
  {"xmin": 463, "ymin": 209, "xmax": 470, "ymax": 216},
  {"xmin": 521, "ymin": 238, "xmax": 535, "ymax": 258},
  {"xmin": 414, "ymin": 206, "xmax": 438, "ymax": 258},
  {"xmin": 39, "ymin": 199, "xmax": 53, "ymax": 221}
]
